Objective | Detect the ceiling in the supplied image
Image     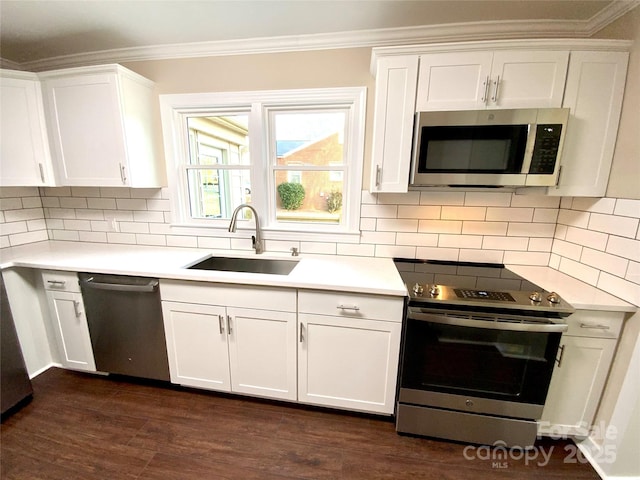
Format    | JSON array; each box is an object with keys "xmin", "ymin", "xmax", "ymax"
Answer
[{"xmin": 1, "ymin": 0, "xmax": 637, "ymax": 71}]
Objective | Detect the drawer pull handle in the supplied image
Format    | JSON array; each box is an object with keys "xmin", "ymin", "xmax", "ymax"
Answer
[
  {"xmin": 47, "ymin": 280, "xmax": 66, "ymax": 286},
  {"xmin": 337, "ymin": 304, "xmax": 360, "ymax": 311},
  {"xmin": 580, "ymin": 323, "xmax": 610, "ymax": 330},
  {"xmin": 72, "ymin": 300, "xmax": 82, "ymax": 318}
]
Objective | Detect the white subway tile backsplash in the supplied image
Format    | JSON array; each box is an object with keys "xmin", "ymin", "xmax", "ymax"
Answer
[
  {"xmin": 41, "ymin": 197, "xmax": 60, "ymax": 208},
  {"xmin": 136, "ymin": 234, "xmax": 167, "ymax": 246},
  {"xmin": 397, "ymin": 205, "xmax": 440, "ymax": 219},
  {"xmin": 441, "ymin": 206, "xmax": 486, "ymax": 221},
  {"xmin": 395, "ymin": 232, "xmax": 438, "ymax": 247},
  {"xmin": 51, "ymin": 230, "xmax": 80, "ymax": 241},
  {"xmin": 626, "ymin": 261, "xmax": 640, "ymax": 283},
  {"xmin": 359, "ymin": 217, "xmax": 376, "ymax": 231},
  {"xmin": 549, "ymin": 253, "xmax": 560, "ymax": 269},
  {"xmin": 45, "ymin": 218, "xmax": 64, "ymax": 230},
  {"xmin": 119, "ymin": 222, "xmax": 150, "ymax": 234},
  {"xmin": 554, "ymin": 223, "xmax": 567, "ymax": 240},
  {"xmin": 552, "ymin": 239, "xmax": 582, "ymax": 260},
  {"xmin": 420, "ymin": 191, "xmax": 465, "ymax": 206},
  {"xmin": 588, "ymin": 213, "xmax": 639, "ymax": 239},
  {"xmin": 27, "ymin": 219, "xmax": 47, "ymax": 231},
  {"xmin": 375, "ymin": 245, "xmax": 416, "ymax": 258},
  {"xmin": 4, "ymin": 207, "xmax": 44, "ymax": 222},
  {"xmin": 486, "ymin": 207, "xmax": 533, "ymax": 222},
  {"xmin": 376, "ymin": 218, "xmax": 418, "ymax": 232},
  {"xmin": 439, "ymin": 234, "xmax": 482, "ymax": 249},
  {"xmin": 614, "ymin": 199, "xmax": 640, "ymax": 218},
  {"xmin": 71, "ymin": 187, "xmax": 102, "ymax": 198},
  {"xmin": 0, "ymin": 187, "xmax": 39, "ymax": 198},
  {"xmin": 510, "ymin": 195, "xmax": 560, "ymax": 208},
  {"xmin": 10, "ymin": 230, "xmax": 48, "ymax": 246},
  {"xmin": 21, "ymin": 196, "xmax": 43, "ymax": 209},
  {"xmin": 361, "ymin": 190, "xmax": 377, "ymax": 205},
  {"xmin": 483, "ymin": 236, "xmax": 529, "ymax": 251},
  {"xmin": 42, "ymin": 187, "xmax": 71, "ymax": 197},
  {"xmin": 464, "ymin": 192, "xmax": 511, "ymax": 207},
  {"xmin": 1, "ymin": 222, "xmax": 28, "ymax": 235},
  {"xmin": 533, "ymin": 208, "xmax": 559, "ymax": 223},
  {"xmin": 87, "ymin": 198, "xmax": 117, "ymax": 210},
  {"xmin": 166, "ymin": 235, "xmax": 198, "ymax": 248},
  {"xmin": 75, "ymin": 209, "xmax": 105, "ymax": 221},
  {"xmin": 107, "ymin": 232, "xmax": 136, "ymax": 244},
  {"xmin": 100, "ymin": 187, "xmax": 130, "ymax": 198},
  {"xmin": 360, "ymin": 204, "xmax": 397, "ymax": 218},
  {"xmin": 528, "ymin": 238, "xmax": 553, "ymax": 252},
  {"xmin": 59, "ymin": 197, "xmax": 88, "ymax": 209},
  {"xmin": 116, "ymin": 198, "xmax": 148, "ymax": 211},
  {"xmin": 558, "ymin": 257, "xmax": 600, "ymax": 286},
  {"xmin": 79, "ymin": 231, "xmax": 107, "ymax": 243},
  {"xmin": 557, "ymin": 209, "xmax": 589, "ymax": 228},
  {"xmin": 571, "ymin": 197, "xmax": 616, "ymax": 214},
  {"xmin": 606, "ymin": 236, "xmax": 640, "ymax": 263},
  {"xmin": 507, "ymin": 223, "xmax": 555, "ymax": 238},
  {"xmin": 360, "ymin": 231, "xmax": 396, "ymax": 245},
  {"xmin": 45, "ymin": 208, "xmax": 75, "ymax": 220},
  {"xmin": 459, "ymin": 249, "xmax": 504, "ymax": 264},
  {"xmin": 377, "ymin": 192, "xmax": 421, "ymax": 205},
  {"xmin": 415, "ymin": 246, "xmax": 459, "ymax": 261},
  {"xmin": 564, "ymin": 226, "xmax": 608, "ymax": 251},
  {"xmin": 581, "ymin": 247, "xmax": 628, "ymax": 278},
  {"xmin": 0, "ymin": 198, "xmax": 24, "ymax": 210},
  {"xmin": 133, "ymin": 211, "xmax": 165, "ymax": 223},
  {"xmin": 299, "ymin": 241, "xmax": 337, "ymax": 255},
  {"xmin": 503, "ymin": 251, "xmax": 550, "ymax": 266},
  {"xmin": 63, "ymin": 219, "xmax": 91, "ymax": 231},
  {"xmin": 197, "ymin": 236, "xmax": 231, "ymax": 250},
  {"xmin": 461, "ymin": 221, "xmax": 507, "ymax": 236},
  {"xmin": 597, "ymin": 272, "xmax": 640, "ymax": 306},
  {"xmin": 130, "ymin": 188, "xmax": 163, "ymax": 199},
  {"xmin": 147, "ymin": 199, "xmax": 171, "ymax": 211},
  {"xmin": 337, "ymin": 243, "xmax": 375, "ymax": 257},
  {"xmin": 418, "ymin": 220, "xmax": 462, "ymax": 234}
]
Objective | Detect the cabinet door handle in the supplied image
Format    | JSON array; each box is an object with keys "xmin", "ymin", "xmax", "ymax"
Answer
[
  {"xmin": 481, "ymin": 75, "xmax": 490, "ymax": 104},
  {"xmin": 227, "ymin": 315, "xmax": 232, "ymax": 335},
  {"xmin": 555, "ymin": 165, "xmax": 563, "ymax": 188},
  {"xmin": 299, "ymin": 323, "xmax": 304, "ymax": 343},
  {"xmin": 73, "ymin": 300, "xmax": 82, "ymax": 318},
  {"xmin": 39, "ymin": 163, "xmax": 45, "ymax": 183},
  {"xmin": 555, "ymin": 344, "xmax": 565, "ymax": 368},
  {"xmin": 491, "ymin": 75, "xmax": 501, "ymax": 102},
  {"xmin": 375, "ymin": 165, "xmax": 382, "ymax": 187},
  {"xmin": 337, "ymin": 304, "xmax": 360, "ymax": 312},
  {"xmin": 580, "ymin": 323, "xmax": 610, "ymax": 330},
  {"xmin": 218, "ymin": 315, "xmax": 225, "ymax": 335},
  {"xmin": 119, "ymin": 163, "xmax": 127, "ymax": 185}
]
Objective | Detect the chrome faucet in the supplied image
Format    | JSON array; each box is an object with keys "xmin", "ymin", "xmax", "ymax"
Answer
[{"xmin": 228, "ymin": 204, "xmax": 264, "ymax": 254}]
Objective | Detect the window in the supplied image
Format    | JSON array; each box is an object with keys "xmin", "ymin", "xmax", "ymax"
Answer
[{"xmin": 160, "ymin": 88, "xmax": 365, "ymax": 237}]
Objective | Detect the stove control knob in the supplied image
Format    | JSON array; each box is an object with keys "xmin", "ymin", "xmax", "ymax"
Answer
[
  {"xmin": 547, "ymin": 292, "xmax": 561, "ymax": 304},
  {"xmin": 529, "ymin": 291, "xmax": 542, "ymax": 303},
  {"xmin": 428, "ymin": 284, "xmax": 440, "ymax": 297},
  {"xmin": 412, "ymin": 283, "xmax": 424, "ymax": 295}
]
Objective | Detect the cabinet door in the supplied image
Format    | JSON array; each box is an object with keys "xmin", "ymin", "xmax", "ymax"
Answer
[
  {"xmin": 0, "ymin": 75, "xmax": 53, "ymax": 186},
  {"xmin": 161, "ymin": 301, "xmax": 231, "ymax": 391},
  {"xmin": 551, "ymin": 51, "xmax": 628, "ymax": 197},
  {"xmin": 370, "ymin": 55, "xmax": 418, "ymax": 193},
  {"xmin": 490, "ymin": 50, "xmax": 568, "ymax": 108},
  {"xmin": 43, "ymin": 74, "xmax": 128, "ymax": 186},
  {"xmin": 416, "ymin": 51, "xmax": 493, "ymax": 111},
  {"xmin": 227, "ymin": 307, "xmax": 297, "ymax": 401},
  {"xmin": 298, "ymin": 313, "xmax": 401, "ymax": 414},
  {"xmin": 46, "ymin": 290, "xmax": 96, "ymax": 372},
  {"xmin": 539, "ymin": 335, "xmax": 617, "ymax": 437}
]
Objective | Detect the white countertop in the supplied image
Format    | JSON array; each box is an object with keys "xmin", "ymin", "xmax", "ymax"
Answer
[
  {"xmin": 508, "ymin": 265, "xmax": 636, "ymax": 313},
  {"xmin": 0, "ymin": 241, "xmax": 408, "ymax": 297}
]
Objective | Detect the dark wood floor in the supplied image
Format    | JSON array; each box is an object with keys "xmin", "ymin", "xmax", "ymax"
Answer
[{"xmin": 1, "ymin": 368, "xmax": 600, "ymax": 480}]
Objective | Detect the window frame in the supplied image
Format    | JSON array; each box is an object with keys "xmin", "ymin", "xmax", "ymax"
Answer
[{"xmin": 160, "ymin": 87, "xmax": 366, "ymax": 239}]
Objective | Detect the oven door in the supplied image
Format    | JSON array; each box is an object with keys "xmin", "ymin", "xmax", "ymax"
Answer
[{"xmin": 399, "ymin": 309, "xmax": 564, "ymax": 417}]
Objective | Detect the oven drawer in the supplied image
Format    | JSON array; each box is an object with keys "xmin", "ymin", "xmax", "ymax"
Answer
[
  {"xmin": 564, "ymin": 310, "xmax": 624, "ymax": 339},
  {"xmin": 42, "ymin": 270, "xmax": 80, "ymax": 293},
  {"xmin": 298, "ymin": 290, "xmax": 404, "ymax": 322}
]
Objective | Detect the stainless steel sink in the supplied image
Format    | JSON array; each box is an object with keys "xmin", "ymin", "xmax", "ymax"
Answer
[{"xmin": 186, "ymin": 256, "xmax": 299, "ymax": 275}]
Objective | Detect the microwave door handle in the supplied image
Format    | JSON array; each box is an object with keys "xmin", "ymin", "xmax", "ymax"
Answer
[{"xmin": 407, "ymin": 309, "xmax": 568, "ymax": 333}]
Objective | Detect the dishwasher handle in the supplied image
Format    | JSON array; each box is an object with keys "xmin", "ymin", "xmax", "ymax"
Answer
[{"xmin": 80, "ymin": 276, "xmax": 159, "ymax": 293}]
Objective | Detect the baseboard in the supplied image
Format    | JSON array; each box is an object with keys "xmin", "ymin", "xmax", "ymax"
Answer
[
  {"xmin": 576, "ymin": 436, "xmax": 640, "ymax": 480},
  {"xmin": 28, "ymin": 362, "xmax": 58, "ymax": 379}
]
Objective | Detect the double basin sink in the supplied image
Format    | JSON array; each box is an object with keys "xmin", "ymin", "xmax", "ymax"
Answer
[{"xmin": 186, "ymin": 255, "xmax": 299, "ymax": 276}]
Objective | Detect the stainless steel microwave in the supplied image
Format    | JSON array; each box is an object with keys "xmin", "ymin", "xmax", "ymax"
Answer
[{"xmin": 410, "ymin": 108, "xmax": 569, "ymax": 188}]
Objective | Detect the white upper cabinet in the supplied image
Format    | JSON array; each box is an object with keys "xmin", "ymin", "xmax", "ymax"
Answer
[
  {"xmin": 40, "ymin": 65, "xmax": 163, "ymax": 187},
  {"xmin": 416, "ymin": 50, "xmax": 569, "ymax": 111},
  {"xmin": 369, "ymin": 55, "xmax": 419, "ymax": 193},
  {"xmin": 550, "ymin": 51, "xmax": 629, "ymax": 197},
  {"xmin": 0, "ymin": 70, "xmax": 55, "ymax": 186}
]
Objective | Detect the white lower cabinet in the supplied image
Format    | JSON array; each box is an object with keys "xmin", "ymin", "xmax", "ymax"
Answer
[
  {"xmin": 297, "ymin": 290, "xmax": 403, "ymax": 414},
  {"xmin": 160, "ymin": 280, "xmax": 297, "ymax": 401},
  {"xmin": 41, "ymin": 271, "xmax": 96, "ymax": 372},
  {"xmin": 539, "ymin": 310, "xmax": 623, "ymax": 437}
]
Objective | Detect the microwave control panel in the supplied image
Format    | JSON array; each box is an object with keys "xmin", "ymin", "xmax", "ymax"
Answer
[{"xmin": 529, "ymin": 124, "xmax": 563, "ymax": 174}]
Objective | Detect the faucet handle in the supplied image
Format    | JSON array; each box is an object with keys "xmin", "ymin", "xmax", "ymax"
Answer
[{"xmin": 290, "ymin": 247, "xmax": 299, "ymax": 257}]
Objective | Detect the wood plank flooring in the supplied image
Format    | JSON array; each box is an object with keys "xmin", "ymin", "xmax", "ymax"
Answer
[{"xmin": 1, "ymin": 368, "xmax": 601, "ymax": 479}]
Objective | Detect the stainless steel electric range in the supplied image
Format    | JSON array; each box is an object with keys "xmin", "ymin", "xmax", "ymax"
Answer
[{"xmin": 394, "ymin": 259, "xmax": 574, "ymax": 448}]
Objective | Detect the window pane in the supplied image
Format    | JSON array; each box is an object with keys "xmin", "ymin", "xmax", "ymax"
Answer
[
  {"xmin": 274, "ymin": 171, "xmax": 343, "ymax": 225},
  {"xmin": 187, "ymin": 168, "xmax": 251, "ymax": 219},
  {"xmin": 274, "ymin": 111, "xmax": 345, "ymax": 167},
  {"xmin": 187, "ymin": 115, "xmax": 250, "ymax": 166}
]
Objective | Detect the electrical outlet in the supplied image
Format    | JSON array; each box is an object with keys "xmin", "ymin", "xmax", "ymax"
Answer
[{"xmin": 104, "ymin": 214, "xmax": 119, "ymax": 232}]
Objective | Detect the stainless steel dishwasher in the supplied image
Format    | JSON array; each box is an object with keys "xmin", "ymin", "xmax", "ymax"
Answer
[{"xmin": 79, "ymin": 273, "xmax": 170, "ymax": 381}]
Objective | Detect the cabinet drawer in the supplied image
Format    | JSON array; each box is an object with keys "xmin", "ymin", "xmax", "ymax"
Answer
[
  {"xmin": 298, "ymin": 290, "xmax": 404, "ymax": 322},
  {"xmin": 160, "ymin": 279, "xmax": 296, "ymax": 312},
  {"xmin": 564, "ymin": 310, "xmax": 624, "ymax": 339},
  {"xmin": 41, "ymin": 270, "xmax": 80, "ymax": 293}
]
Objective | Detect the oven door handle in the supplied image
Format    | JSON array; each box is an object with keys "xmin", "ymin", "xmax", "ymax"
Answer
[{"xmin": 407, "ymin": 309, "xmax": 568, "ymax": 333}]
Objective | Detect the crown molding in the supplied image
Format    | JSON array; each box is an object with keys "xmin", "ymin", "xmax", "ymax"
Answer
[{"xmin": 13, "ymin": 1, "xmax": 639, "ymax": 72}]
